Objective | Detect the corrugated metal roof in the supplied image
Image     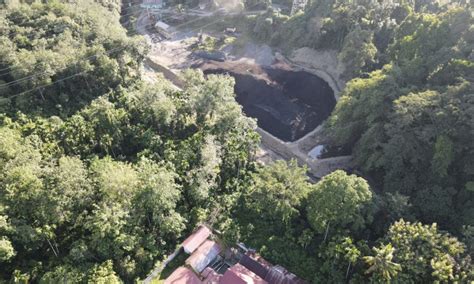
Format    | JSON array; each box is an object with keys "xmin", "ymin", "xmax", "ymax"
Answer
[
  {"xmin": 164, "ymin": 266, "xmax": 202, "ymax": 284},
  {"xmin": 264, "ymin": 265, "xmax": 306, "ymax": 284},
  {"xmin": 220, "ymin": 263, "xmax": 268, "ymax": 284},
  {"xmin": 186, "ymin": 240, "xmax": 222, "ymax": 273},
  {"xmin": 182, "ymin": 226, "xmax": 212, "ymax": 254},
  {"xmin": 239, "ymin": 254, "xmax": 270, "ymax": 279},
  {"xmin": 202, "ymin": 267, "xmax": 222, "ymax": 284},
  {"xmin": 142, "ymin": 0, "xmax": 163, "ymax": 4}
]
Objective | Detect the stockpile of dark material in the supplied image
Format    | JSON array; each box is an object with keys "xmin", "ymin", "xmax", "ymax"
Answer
[{"xmin": 199, "ymin": 61, "xmax": 336, "ymax": 142}]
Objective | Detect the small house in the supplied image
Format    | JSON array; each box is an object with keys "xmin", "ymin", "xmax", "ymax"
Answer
[
  {"xmin": 186, "ymin": 240, "xmax": 222, "ymax": 273},
  {"xmin": 141, "ymin": 0, "xmax": 165, "ymax": 9},
  {"xmin": 220, "ymin": 263, "xmax": 268, "ymax": 284},
  {"xmin": 164, "ymin": 267, "xmax": 201, "ymax": 284},
  {"xmin": 182, "ymin": 225, "xmax": 212, "ymax": 254}
]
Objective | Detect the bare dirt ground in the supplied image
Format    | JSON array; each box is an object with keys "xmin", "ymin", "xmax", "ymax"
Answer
[
  {"xmin": 148, "ymin": 33, "xmax": 198, "ymax": 70},
  {"xmin": 290, "ymin": 48, "xmax": 346, "ymax": 95},
  {"xmin": 198, "ymin": 60, "xmax": 336, "ymax": 142},
  {"xmin": 137, "ymin": 10, "xmax": 352, "ymax": 178}
]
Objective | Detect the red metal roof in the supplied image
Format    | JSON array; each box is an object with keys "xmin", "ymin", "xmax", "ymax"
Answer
[
  {"xmin": 182, "ymin": 226, "xmax": 212, "ymax": 254},
  {"xmin": 239, "ymin": 254, "xmax": 270, "ymax": 279},
  {"xmin": 164, "ymin": 266, "xmax": 202, "ymax": 284},
  {"xmin": 186, "ymin": 240, "xmax": 222, "ymax": 273},
  {"xmin": 220, "ymin": 263, "xmax": 268, "ymax": 284},
  {"xmin": 202, "ymin": 267, "xmax": 222, "ymax": 284},
  {"xmin": 264, "ymin": 265, "xmax": 307, "ymax": 284}
]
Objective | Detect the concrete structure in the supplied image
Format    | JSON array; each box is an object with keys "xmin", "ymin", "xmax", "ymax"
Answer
[
  {"xmin": 154, "ymin": 20, "xmax": 171, "ymax": 39},
  {"xmin": 155, "ymin": 21, "xmax": 170, "ymax": 31},
  {"xmin": 141, "ymin": 0, "xmax": 164, "ymax": 9}
]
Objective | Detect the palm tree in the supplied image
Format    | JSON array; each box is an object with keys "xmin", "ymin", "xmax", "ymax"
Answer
[{"xmin": 364, "ymin": 243, "xmax": 402, "ymax": 282}]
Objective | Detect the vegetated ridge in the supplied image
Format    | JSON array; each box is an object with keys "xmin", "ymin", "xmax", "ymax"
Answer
[{"xmin": 0, "ymin": 0, "xmax": 472, "ymax": 283}]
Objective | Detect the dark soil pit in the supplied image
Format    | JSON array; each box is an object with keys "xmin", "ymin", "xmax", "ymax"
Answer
[{"xmin": 198, "ymin": 61, "xmax": 336, "ymax": 142}]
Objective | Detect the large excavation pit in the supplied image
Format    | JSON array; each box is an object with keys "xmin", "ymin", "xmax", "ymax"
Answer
[{"xmin": 199, "ymin": 61, "xmax": 336, "ymax": 142}]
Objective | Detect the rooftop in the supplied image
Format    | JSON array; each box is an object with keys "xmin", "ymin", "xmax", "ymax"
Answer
[
  {"xmin": 164, "ymin": 266, "xmax": 201, "ymax": 284},
  {"xmin": 182, "ymin": 226, "xmax": 212, "ymax": 254},
  {"xmin": 239, "ymin": 253, "xmax": 271, "ymax": 279},
  {"xmin": 161, "ymin": 225, "xmax": 306, "ymax": 284},
  {"xmin": 186, "ymin": 240, "xmax": 222, "ymax": 273},
  {"xmin": 265, "ymin": 265, "xmax": 306, "ymax": 284},
  {"xmin": 202, "ymin": 266, "xmax": 223, "ymax": 283},
  {"xmin": 221, "ymin": 263, "xmax": 268, "ymax": 284}
]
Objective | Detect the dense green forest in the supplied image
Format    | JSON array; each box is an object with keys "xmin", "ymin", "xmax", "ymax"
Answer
[{"xmin": 0, "ymin": 0, "xmax": 473, "ymax": 283}]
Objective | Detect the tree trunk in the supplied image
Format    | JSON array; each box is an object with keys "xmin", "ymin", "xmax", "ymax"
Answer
[
  {"xmin": 345, "ymin": 261, "xmax": 351, "ymax": 280},
  {"xmin": 323, "ymin": 221, "xmax": 330, "ymax": 243}
]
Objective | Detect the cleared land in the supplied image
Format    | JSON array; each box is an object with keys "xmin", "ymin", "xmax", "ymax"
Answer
[{"xmin": 199, "ymin": 60, "xmax": 336, "ymax": 141}]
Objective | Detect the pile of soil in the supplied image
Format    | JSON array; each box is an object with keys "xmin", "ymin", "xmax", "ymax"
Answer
[{"xmin": 199, "ymin": 61, "xmax": 336, "ymax": 142}]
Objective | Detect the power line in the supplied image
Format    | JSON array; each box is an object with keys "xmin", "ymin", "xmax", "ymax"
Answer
[
  {"xmin": 2, "ymin": 71, "xmax": 87, "ymax": 100},
  {"xmin": 4, "ymin": 5, "xmax": 261, "ymax": 99},
  {"xmin": 0, "ymin": 5, "xmax": 244, "ymax": 89},
  {"xmin": 0, "ymin": 18, "xmax": 143, "ymax": 77},
  {"xmin": 0, "ymin": 10, "xmax": 171, "ymax": 88},
  {"xmin": 0, "ymin": 1, "xmax": 145, "ymax": 43},
  {"xmin": 0, "ymin": 2, "xmax": 146, "ymax": 75},
  {"xmin": 0, "ymin": 5, "xmax": 231, "ymax": 86}
]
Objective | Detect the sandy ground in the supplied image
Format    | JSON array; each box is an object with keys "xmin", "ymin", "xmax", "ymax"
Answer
[{"xmin": 149, "ymin": 34, "xmax": 198, "ymax": 71}]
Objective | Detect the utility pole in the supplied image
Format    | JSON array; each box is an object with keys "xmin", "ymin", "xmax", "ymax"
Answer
[{"xmin": 291, "ymin": 0, "xmax": 308, "ymax": 16}]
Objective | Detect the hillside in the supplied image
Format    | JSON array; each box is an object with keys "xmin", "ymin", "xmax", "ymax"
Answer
[{"xmin": 0, "ymin": 0, "xmax": 473, "ymax": 283}]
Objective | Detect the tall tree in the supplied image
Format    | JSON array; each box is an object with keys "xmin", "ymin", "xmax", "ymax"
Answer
[
  {"xmin": 338, "ymin": 27, "xmax": 377, "ymax": 79},
  {"xmin": 364, "ymin": 243, "xmax": 401, "ymax": 282},
  {"xmin": 306, "ymin": 170, "xmax": 374, "ymax": 235},
  {"xmin": 246, "ymin": 160, "xmax": 311, "ymax": 224},
  {"xmin": 378, "ymin": 219, "xmax": 473, "ymax": 282}
]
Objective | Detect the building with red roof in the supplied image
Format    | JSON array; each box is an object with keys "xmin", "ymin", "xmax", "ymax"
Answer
[
  {"xmin": 161, "ymin": 225, "xmax": 306, "ymax": 284},
  {"xmin": 186, "ymin": 240, "xmax": 222, "ymax": 273},
  {"xmin": 264, "ymin": 265, "xmax": 307, "ymax": 284},
  {"xmin": 164, "ymin": 267, "xmax": 202, "ymax": 284},
  {"xmin": 182, "ymin": 226, "xmax": 212, "ymax": 254},
  {"xmin": 239, "ymin": 252, "xmax": 271, "ymax": 280},
  {"xmin": 202, "ymin": 267, "xmax": 223, "ymax": 283},
  {"xmin": 220, "ymin": 263, "xmax": 268, "ymax": 284}
]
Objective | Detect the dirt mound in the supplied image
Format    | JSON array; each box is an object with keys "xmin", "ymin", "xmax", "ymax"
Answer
[{"xmin": 199, "ymin": 61, "xmax": 336, "ymax": 142}]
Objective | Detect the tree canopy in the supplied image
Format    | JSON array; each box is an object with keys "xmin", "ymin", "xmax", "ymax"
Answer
[
  {"xmin": 0, "ymin": 0, "xmax": 146, "ymax": 116},
  {"xmin": 0, "ymin": 0, "xmax": 473, "ymax": 282},
  {"xmin": 307, "ymin": 170, "xmax": 374, "ymax": 234}
]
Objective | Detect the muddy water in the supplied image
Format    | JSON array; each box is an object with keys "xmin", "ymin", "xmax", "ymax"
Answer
[{"xmin": 201, "ymin": 62, "xmax": 336, "ymax": 142}]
